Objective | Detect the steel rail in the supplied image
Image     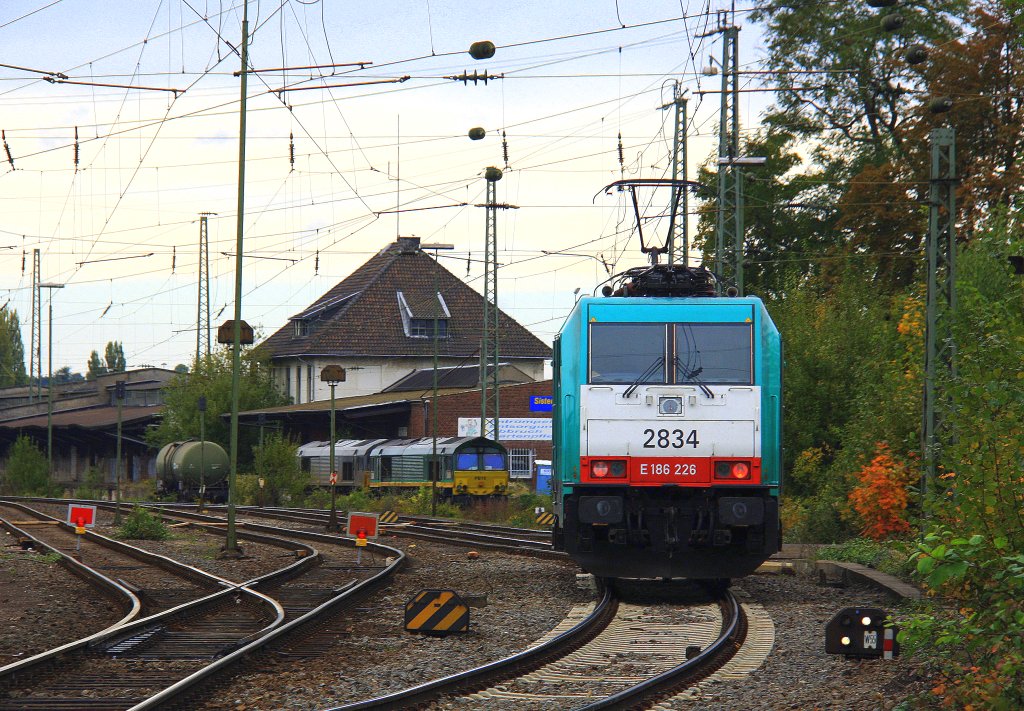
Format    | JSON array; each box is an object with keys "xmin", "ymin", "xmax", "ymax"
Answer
[
  {"xmin": 575, "ymin": 589, "xmax": 746, "ymax": 711},
  {"xmin": 0, "ymin": 499, "xmax": 310, "ymax": 694},
  {"xmin": 322, "ymin": 580, "xmax": 615, "ymax": 711},
  {"xmin": 124, "ymin": 524, "xmax": 406, "ymax": 710},
  {"xmin": 0, "ymin": 516, "xmax": 142, "ymax": 636}
]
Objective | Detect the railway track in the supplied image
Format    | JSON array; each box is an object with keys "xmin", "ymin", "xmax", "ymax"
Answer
[
  {"xmin": 0, "ymin": 501, "xmax": 219, "ymax": 618},
  {"xmin": 186, "ymin": 504, "xmax": 562, "ymax": 557},
  {"xmin": 0, "ymin": 499, "xmax": 405, "ymax": 711},
  {"xmin": 5, "ymin": 498, "xmax": 762, "ymax": 709}
]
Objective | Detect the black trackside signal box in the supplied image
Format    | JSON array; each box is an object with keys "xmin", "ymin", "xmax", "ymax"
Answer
[{"xmin": 825, "ymin": 607, "xmax": 899, "ymax": 659}]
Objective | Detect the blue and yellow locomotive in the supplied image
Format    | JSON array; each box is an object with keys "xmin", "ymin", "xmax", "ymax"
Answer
[{"xmin": 552, "ymin": 264, "xmax": 782, "ymax": 580}]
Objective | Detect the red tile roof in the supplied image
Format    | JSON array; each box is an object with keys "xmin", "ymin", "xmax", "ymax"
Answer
[{"xmin": 260, "ymin": 239, "xmax": 551, "ymax": 361}]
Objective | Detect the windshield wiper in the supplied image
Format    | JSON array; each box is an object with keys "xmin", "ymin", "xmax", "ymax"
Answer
[
  {"xmin": 675, "ymin": 357, "xmax": 714, "ymax": 399},
  {"xmin": 624, "ymin": 356, "xmax": 665, "ymax": 398}
]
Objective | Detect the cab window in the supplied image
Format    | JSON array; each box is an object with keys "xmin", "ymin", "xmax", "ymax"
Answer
[
  {"xmin": 455, "ymin": 453, "xmax": 480, "ymax": 470},
  {"xmin": 589, "ymin": 323, "xmax": 666, "ymax": 384},
  {"xmin": 675, "ymin": 323, "xmax": 753, "ymax": 384}
]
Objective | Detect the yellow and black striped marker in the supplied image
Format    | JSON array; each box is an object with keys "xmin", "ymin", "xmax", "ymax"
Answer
[
  {"xmin": 404, "ymin": 589, "xmax": 469, "ymax": 634},
  {"xmin": 379, "ymin": 510, "xmax": 400, "ymax": 524},
  {"xmin": 535, "ymin": 511, "xmax": 556, "ymax": 526}
]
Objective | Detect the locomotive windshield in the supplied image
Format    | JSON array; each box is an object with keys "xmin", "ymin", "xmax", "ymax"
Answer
[
  {"xmin": 675, "ymin": 323, "xmax": 753, "ymax": 384},
  {"xmin": 589, "ymin": 323, "xmax": 666, "ymax": 384},
  {"xmin": 455, "ymin": 447, "xmax": 507, "ymax": 471},
  {"xmin": 589, "ymin": 322, "xmax": 752, "ymax": 385}
]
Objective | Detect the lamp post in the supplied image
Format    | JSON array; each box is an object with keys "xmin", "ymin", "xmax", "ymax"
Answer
[
  {"xmin": 321, "ymin": 365, "xmax": 346, "ymax": 532},
  {"xmin": 40, "ymin": 282, "xmax": 64, "ymax": 478}
]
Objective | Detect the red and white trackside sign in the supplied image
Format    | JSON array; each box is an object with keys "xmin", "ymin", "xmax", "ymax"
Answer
[
  {"xmin": 66, "ymin": 504, "xmax": 98, "ymax": 528},
  {"xmin": 346, "ymin": 512, "xmax": 379, "ymax": 539}
]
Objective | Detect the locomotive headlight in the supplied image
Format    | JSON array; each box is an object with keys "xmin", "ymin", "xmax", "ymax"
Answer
[
  {"xmin": 659, "ymin": 396, "xmax": 683, "ymax": 415},
  {"xmin": 590, "ymin": 460, "xmax": 627, "ymax": 479},
  {"xmin": 714, "ymin": 461, "xmax": 751, "ymax": 480}
]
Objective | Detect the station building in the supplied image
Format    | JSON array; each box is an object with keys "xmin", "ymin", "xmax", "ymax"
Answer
[{"xmin": 0, "ymin": 236, "xmax": 554, "ymax": 488}]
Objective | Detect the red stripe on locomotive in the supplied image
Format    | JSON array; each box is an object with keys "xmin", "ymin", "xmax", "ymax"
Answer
[{"xmin": 580, "ymin": 456, "xmax": 762, "ymax": 486}]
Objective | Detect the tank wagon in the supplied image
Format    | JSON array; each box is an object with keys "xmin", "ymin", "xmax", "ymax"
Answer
[
  {"xmin": 552, "ymin": 263, "xmax": 783, "ymax": 580},
  {"xmin": 156, "ymin": 440, "xmax": 230, "ymax": 502},
  {"xmin": 299, "ymin": 436, "xmax": 509, "ymax": 500}
]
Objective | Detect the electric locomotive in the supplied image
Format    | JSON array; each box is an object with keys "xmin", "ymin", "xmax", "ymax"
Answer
[{"xmin": 551, "ymin": 263, "xmax": 782, "ymax": 580}]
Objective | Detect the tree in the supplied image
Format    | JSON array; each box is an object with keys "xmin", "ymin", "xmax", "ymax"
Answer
[
  {"xmin": 104, "ymin": 341, "xmax": 126, "ymax": 372},
  {"xmin": 750, "ymin": 0, "xmax": 962, "ymax": 159},
  {"xmin": 147, "ymin": 349, "xmax": 288, "ymax": 468},
  {"xmin": 0, "ymin": 308, "xmax": 27, "ymax": 387},
  {"xmin": 52, "ymin": 366, "xmax": 84, "ymax": 384},
  {"xmin": 1, "ymin": 435, "xmax": 54, "ymax": 495},
  {"xmin": 253, "ymin": 432, "xmax": 311, "ymax": 505},
  {"xmin": 86, "ymin": 351, "xmax": 106, "ymax": 380},
  {"xmin": 693, "ymin": 123, "xmax": 839, "ymax": 297}
]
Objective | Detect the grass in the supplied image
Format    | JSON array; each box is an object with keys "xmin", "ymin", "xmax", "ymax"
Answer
[{"xmin": 816, "ymin": 537, "xmax": 916, "ymax": 578}]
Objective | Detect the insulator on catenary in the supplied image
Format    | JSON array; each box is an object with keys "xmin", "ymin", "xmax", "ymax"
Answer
[
  {"xmin": 3, "ymin": 130, "xmax": 14, "ymax": 169},
  {"xmin": 315, "ymin": 250, "xmax": 319, "ymax": 275},
  {"xmin": 502, "ymin": 130, "xmax": 509, "ymax": 168},
  {"xmin": 171, "ymin": 245, "xmax": 176, "ymax": 274},
  {"xmin": 617, "ymin": 132, "xmax": 624, "ymax": 168},
  {"xmin": 74, "ymin": 126, "xmax": 79, "ymax": 170},
  {"xmin": 289, "ymin": 132, "xmax": 295, "ymax": 169}
]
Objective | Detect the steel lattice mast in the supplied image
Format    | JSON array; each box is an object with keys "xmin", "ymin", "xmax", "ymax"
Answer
[
  {"xmin": 710, "ymin": 22, "xmax": 742, "ymax": 292},
  {"xmin": 480, "ymin": 167, "xmax": 503, "ymax": 440},
  {"xmin": 665, "ymin": 84, "xmax": 689, "ymax": 266},
  {"xmin": 30, "ymin": 249, "xmax": 40, "ymax": 401},
  {"xmin": 196, "ymin": 213, "xmax": 213, "ymax": 364},
  {"xmin": 922, "ymin": 127, "xmax": 957, "ymax": 498}
]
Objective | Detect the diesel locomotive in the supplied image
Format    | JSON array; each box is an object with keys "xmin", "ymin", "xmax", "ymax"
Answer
[
  {"xmin": 298, "ymin": 436, "xmax": 510, "ymax": 500},
  {"xmin": 551, "ymin": 263, "xmax": 782, "ymax": 580}
]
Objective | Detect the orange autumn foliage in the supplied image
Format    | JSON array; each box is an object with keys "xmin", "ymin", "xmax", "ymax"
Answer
[{"xmin": 848, "ymin": 443, "xmax": 915, "ymax": 540}]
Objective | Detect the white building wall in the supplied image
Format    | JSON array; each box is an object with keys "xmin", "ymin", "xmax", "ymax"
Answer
[{"xmin": 273, "ymin": 356, "xmax": 546, "ymax": 402}]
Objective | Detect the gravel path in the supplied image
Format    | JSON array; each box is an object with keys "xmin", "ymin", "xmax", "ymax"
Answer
[
  {"xmin": 659, "ymin": 573, "xmax": 928, "ymax": 710},
  {"xmin": 197, "ymin": 536, "xmax": 592, "ymax": 711}
]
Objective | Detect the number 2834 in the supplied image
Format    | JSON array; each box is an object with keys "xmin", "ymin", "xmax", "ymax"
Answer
[{"xmin": 642, "ymin": 428, "xmax": 700, "ymax": 449}]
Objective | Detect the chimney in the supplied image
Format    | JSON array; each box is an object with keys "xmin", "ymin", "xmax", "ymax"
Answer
[{"xmin": 396, "ymin": 236, "xmax": 421, "ymax": 254}]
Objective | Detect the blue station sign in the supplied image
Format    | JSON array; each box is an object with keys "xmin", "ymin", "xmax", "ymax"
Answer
[{"xmin": 530, "ymin": 396, "xmax": 554, "ymax": 412}]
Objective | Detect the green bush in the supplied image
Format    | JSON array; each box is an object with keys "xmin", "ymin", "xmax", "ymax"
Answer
[
  {"xmin": 1, "ymin": 435, "xmax": 58, "ymax": 496},
  {"xmin": 253, "ymin": 433, "xmax": 311, "ymax": 506},
  {"xmin": 73, "ymin": 466, "xmax": 107, "ymax": 500},
  {"xmin": 117, "ymin": 506, "xmax": 170, "ymax": 540}
]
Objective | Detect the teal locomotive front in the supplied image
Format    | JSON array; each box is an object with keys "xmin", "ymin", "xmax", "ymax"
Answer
[{"xmin": 552, "ymin": 294, "xmax": 782, "ymax": 580}]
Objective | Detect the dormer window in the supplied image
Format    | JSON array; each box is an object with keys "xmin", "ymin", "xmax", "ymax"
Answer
[
  {"xmin": 397, "ymin": 290, "xmax": 450, "ymax": 339},
  {"xmin": 293, "ymin": 319, "xmax": 309, "ymax": 337},
  {"xmin": 409, "ymin": 318, "xmax": 448, "ymax": 338}
]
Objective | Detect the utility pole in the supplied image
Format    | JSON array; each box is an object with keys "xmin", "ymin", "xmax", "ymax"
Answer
[
  {"xmin": 197, "ymin": 213, "xmax": 214, "ymax": 365},
  {"xmin": 225, "ymin": 0, "xmax": 249, "ymax": 557},
  {"xmin": 922, "ymin": 127, "xmax": 957, "ymax": 499},
  {"xmin": 423, "ymin": 242, "xmax": 454, "ymax": 516},
  {"xmin": 663, "ymin": 83, "xmax": 689, "ymax": 266},
  {"xmin": 30, "ymin": 250, "xmax": 40, "ymax": 402},
  {"xmin": 114, "ymin": 380, "xmax": 125, "ymax": 525}
]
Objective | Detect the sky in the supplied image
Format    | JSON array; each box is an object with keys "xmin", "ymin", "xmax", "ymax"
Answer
[{"xmin": 0, "ymin": 0, "xmax": 773, "ymax": 377}]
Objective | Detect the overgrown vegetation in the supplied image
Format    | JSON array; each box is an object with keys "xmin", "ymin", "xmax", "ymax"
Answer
[
  {"xmin": 727, "ymin": 1, "xmax": 1024, "ymax": 705},
  {"xmin": 146, "ymin": 347, "xmax": 288, "ymax": 469},
  {"xmin": 0, "ymin": 435, "xmax": 58, "ymax": 496},
  {"xmin": 117, "ymin": 506, "xmax": 170, "ymax": 541}
]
